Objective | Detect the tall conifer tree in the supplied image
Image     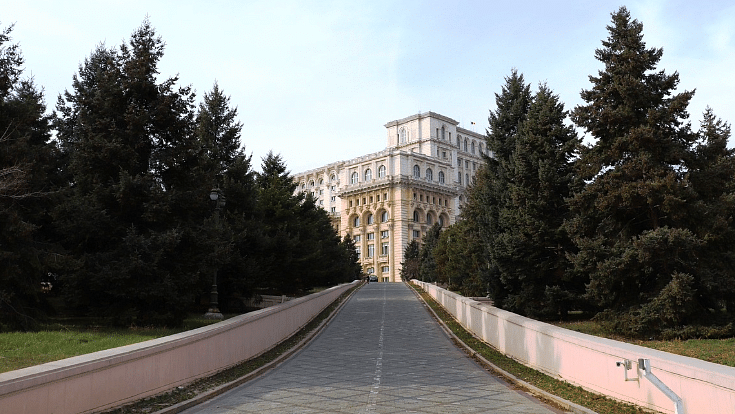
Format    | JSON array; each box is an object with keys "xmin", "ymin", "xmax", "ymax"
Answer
[
  {"xmin": 469, "ymin": 70, "xmax": 532, "ymax": 306},
  {"xmin": 567, "ymin": 7, "xmax": 710, "ymax": 334},
  {"xmin": 0, "ymin": 24, "xmax": 58, "ymax": 330},
  {"xmin": 685, "ymin": 109, "xmax": 735, "ymax": 319},
  {"xmin": 54, "ymin": 21, "xmax": 203, "ymax": 325},
  {"xmin": 493, "ymin": 85, "xmax": 580, "ymax": 317}
]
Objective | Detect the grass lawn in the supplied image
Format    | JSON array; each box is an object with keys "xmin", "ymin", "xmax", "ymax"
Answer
[
  {"xmin": 0, "ymin": 316, "xmax": 224, "ymax": 374},
  {"xmin": 552, "ymin": 320, "xmax": 735, "ymax": 367}
]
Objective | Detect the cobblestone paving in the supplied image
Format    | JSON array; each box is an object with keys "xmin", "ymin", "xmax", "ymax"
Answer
[{"xmin": 181, "ymin": 283, "xmax": 565, "ymax": 413}]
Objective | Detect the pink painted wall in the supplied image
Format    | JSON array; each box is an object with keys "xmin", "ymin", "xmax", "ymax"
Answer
[
  {"xmin": 0, "ymin": 282, "xmax": 356, "ymax": 414},
  {"xmin": 414, "ymin": 280, "xmax": 735, "ymax": 414}
]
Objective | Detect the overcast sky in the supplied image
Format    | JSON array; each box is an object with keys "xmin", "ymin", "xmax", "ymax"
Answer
[{"xmin": 4, "ymin": 1, "xmax": 734, "ymax": 173}]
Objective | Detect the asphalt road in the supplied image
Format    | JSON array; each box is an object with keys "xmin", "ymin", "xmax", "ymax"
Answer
[{"xmin": 180, "ymin": 282, "xmax": 566, "ymax": 413}]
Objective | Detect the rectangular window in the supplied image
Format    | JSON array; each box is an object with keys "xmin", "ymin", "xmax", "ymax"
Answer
[
  {"xmin": 356, "ymin": 247, "xmax": 361, "ymax": 260},
  {"xmin": 319, "ymin": 189, "xmax": 323, "ymax": 195},
  {"xmin": 384, "ymin": 193, "xmax": 388, "ymax": 200},
  {"xmin": 367, "ymin": 244, "xmax": 374, "ymax": 258},
  {"xmin": 319, "ymin": 200, "xmax": 323, "ymax": 205},
  {"xmin": 381, "ymin": 242, "xmax": 389, "ymax": 256},
  {"xmin": 331, "ymin": 207, "xmax": 336, "ymax": 213},
  {"xmin": 354, "ymin": 235, "xmax": 361, "ymax": 242},
  {"xmin": 413, "ymin": 230, "xmax": 420, "ymax": 238},
  {"xmin": 331, "ymin": 196, "xmax": 336, "ymax": 201},
  {"xmin": 377, "ymin": 194, "xmax": 380, "ymax": 202},
  {"xmin": 370, "ymin": 196, "xmax": 373, "ymax": 203},
  {"xmin": 381, "ymin": 230, "xmax": 389, "ymax": 239},
  {"xmin": 381, "ymin": 266, "xmax": 389, "ymax": 273},
  {"xmin": 367, "ymin": 232, "xmax": 375, "ymax": 240},
  {"xmin": 349, "ymin": 200, "xmax": 353, "ymax": 207}
]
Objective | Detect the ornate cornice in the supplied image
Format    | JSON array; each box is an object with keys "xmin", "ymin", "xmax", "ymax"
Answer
[
  {"xmin": 384, "ymin": 111, "xmax": 459, "ymax": 128},
  {"xmin": 339, "ymin": 175, "xmax": 459, "ymax": 198}
]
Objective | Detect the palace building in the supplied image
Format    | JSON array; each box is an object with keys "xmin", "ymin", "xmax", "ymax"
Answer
[{"xmin": 294, "ymin": 112, "xmax": 486, "ymax": 282}]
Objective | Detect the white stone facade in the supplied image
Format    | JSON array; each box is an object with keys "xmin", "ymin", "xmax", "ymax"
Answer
[{"xmin": 294, "ymin": 112, "xmax": 486, "ymax": 282}]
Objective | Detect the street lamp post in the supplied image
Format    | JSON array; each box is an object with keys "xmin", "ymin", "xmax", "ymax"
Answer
[{"xmin": 204, "ymin": 188, "xmax": 225, "ymax": 320}]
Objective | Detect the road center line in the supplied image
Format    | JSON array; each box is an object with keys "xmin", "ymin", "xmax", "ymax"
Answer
[{"xmin": 366, "ymin": 285, "xmax": 387, "ymax": 412}]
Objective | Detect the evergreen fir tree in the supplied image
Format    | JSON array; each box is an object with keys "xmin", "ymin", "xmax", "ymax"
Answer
[
  {"xmin": 418, "ymin": 223, "xmax": 442, "ymax": 283},
  {"xmin": 400, "ymin": 239, "xmax": 420, "ymax": 282},
  {"xmin": 434, "ymin": 219, "xmax": 485, "ymax": 296},
  {"xmin": 196, "ymin": 82, "xmax": 244, "ymax": 186},
  {"xmin": 685, "ymin": 109, "xmax": 735, "ymax": 320},
  {"xmin": 493, "ymin": 85, "xmax": 581, "ymax": 317},
  {"xmin": 53, "ymin": 20, "xmax": 203, "ymax": 326},
  {"xmin": 469, "ymin": 70, "xmax": 532, "ymax": 306},
  {"xmin": 567, "ymin": 7, "xmax": 708, "ymax": 335},
  {"xmin": 254, "ymin": 152, "xmax": 305, "ymax": 293},
  {"xmin": 194, "ymin": 83, "xmax": 257, "ymax": 311},
  {"xmin": 340, "ymin": 234, "xmax": 362, "ymax": 282},
  {"xmin": 0, "ymin": 24, "xmax": 58, "ymax": 331}
]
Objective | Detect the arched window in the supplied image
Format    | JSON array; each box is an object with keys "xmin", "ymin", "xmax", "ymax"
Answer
[
  {"xmin": 438, "ymin": 171, "xmax": 445, "ymax": 184},
  {"xmin": 378, "ymin": 165, "xmax": 386, "ymax": 178},
  {"xmin": 464, "ymin": 138, "xmax": 468, "ymax": 152},
  {"xmin": 466, "ymin": 173, "xmax": 470, "ymax": 185},
  {"xmin": 479, "ymin": 144, "xmax": 484, "ymax": 155},
  {"xmin": 413, "ymin": 211, "xmax": 420, "ymax": 222},
  {"xmin": 353, "ymin": 216, "xmax": 360, "ymax": 227},
  {"xmin": 309, "ymin": 180, "xmax": 315, "ymax": 188},
  {"xmin": 441, "ymin": 125, "xmax": 445, "ymax": 140},
  {"xmin": 426, "ymin": 214, "xmax": 432, "ymax": 225},
  {"xmin": 456, "ymin": 135, "xmax": 461, "ymax": 147},
  {"xmin": 471, "ymin": 141, "xmax": 475, "ymax": 154},
  {"xmin": 381, "ymin": 211, "xmax": 388, "ymax": 222},
  {"xmin": 351, "ymin": 172, "xmax": 358, "ymax": 184},
  {"xmin": 367, "ymin": 213, "xmax": 374, "ymax": 224},
  {"xmin": 439, "ymin": 216, "xmax": 445, "ymax": 226},
  {"xmin": 364, "ymin": 168, "xmax": 372, "ymax": 181},
  {"xmin": 426, "ymin": 168, "xmax": 433, "ymax": 181},
  {"xmin": 399, "ymin": 127, "xmax": 407, "ymax": 143},
  {"xmin": 458, "ymin": 172, "xmax": 462, "ymax": 185},
  {"xmin": 413, "ymin": 165, "xmax": 420, "ymax": 178},
  {"xmin": 330, "ymin": 174, "xmax": 336, "ymax": 182},
  {"xmin": 301, "ymin": 183, "xmax": 306, "ymax": 190}
]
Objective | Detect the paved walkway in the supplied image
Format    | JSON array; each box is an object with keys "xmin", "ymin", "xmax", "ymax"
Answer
[{"xmin": 181, "ymin": 283, "xmax": 566, "ymax": 413}]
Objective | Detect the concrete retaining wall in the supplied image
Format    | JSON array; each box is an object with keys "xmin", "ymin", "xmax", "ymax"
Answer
[
  {"xmin": 0, "ymin": 282, "xmax": 356, "ymax": 414},
  {"xmin": 413, "ymin": 280, "xmax": 735, "ymax": 414}
]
